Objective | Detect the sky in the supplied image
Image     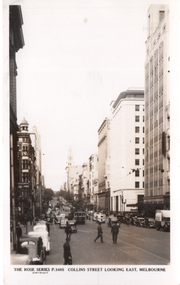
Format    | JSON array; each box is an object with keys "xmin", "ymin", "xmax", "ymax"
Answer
[{"xmin": 9, "ymin": 0, "xmax": 172, "ymax": 191}]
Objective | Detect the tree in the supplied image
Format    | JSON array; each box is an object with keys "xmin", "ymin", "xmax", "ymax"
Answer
[{"xmin": 44, "ymin": 188, "xmax": 54, "ymax": 203}]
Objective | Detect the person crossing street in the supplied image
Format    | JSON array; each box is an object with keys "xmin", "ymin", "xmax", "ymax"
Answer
[{"xmin": 94, "ymin": 222, "xmax": 104, "ymax": 243}]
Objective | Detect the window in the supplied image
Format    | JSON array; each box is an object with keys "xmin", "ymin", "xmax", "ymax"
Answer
[
  {"xmin": 159, "ymin": 11, "xmax": 165, "ymax": 22},
  {"xmin": 135, "ymin": 137, "xmax": 139, "ymax": 144},
  {"xmin": 143, "ymin": 127, "xmax": 145, "ymax": 133},
  {"xmin": 143, "ymin": 137, "xmax": 145, "ymax": 144},
  {"xmin": 135, "ymin": 169, "xmax": 139, "ymax": 177},
  {"xmin": 135, "ymin": 148, "xmax": 139, "ymax": 155},
  {"xmin": 135, "ymin": 159, "xmax": 139, "ymax": 165},
  {"xmin": 135, "ymin": 116, "xmax": 139, "ymax": 122},
  {"xmin": 22, "ymin": 160, "xmax": 28, "ymax": 169},
  {"xmin": 135, "ymin": 127, "xmax": 139, "ymax": 133},
  {"xmin": 22, "ymin": 173, "xmax": 29, "ymax": 183},
  {"xmin": 135, "ymin": 105, "xmax": 140, "ymax": 111},
  {"xmin": 135, "ymin": 182, "xmax": 139, "ymax": 188}
]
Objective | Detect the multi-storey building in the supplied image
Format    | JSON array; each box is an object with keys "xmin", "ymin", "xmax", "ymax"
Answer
[
  {"xmin": 80, "ymin": 163, "xmax": 89, "ymax": 203},
  {"xmin": 110, "ymin": 88, "xmax": 145, "ymax": 214},
  {"xmin": 31, "ymin": 126, "xmax": 42, "ymax": 215},
  {"xmin": 89, "ymin": 154, "xmax": 98, "ymax": 209},
  {"xmin": 9, "ymin": 5, "xmax": 25, "ymax": 250},
  {"xmin": 17, "ymin": 118, "xmax": 36, "ymax": 222},
  {"xmin": 144, "ymin": 5, "xmax": 170, "ymax": 209},
  {"xmin": 97, "ymin": 118, "xmax": 111, "ymax": 211}
]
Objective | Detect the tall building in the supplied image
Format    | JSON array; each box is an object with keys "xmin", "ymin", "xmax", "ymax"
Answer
[
  {"xmin": 97, "ymin": 118, "xmax": 111, "ymax": 211},
  {"xmin": 110, "ymin": 88, "xmax": 145, "ymax": 214},
  {"xmin": 144, "ymin": 5, "xmax": 170, "ymax": 209},
  {"xmin": 31, "ymin": 126, "xmax": 42, "ymax": 214},
  {"xmin": 89, "ymin": 154, "xmax": 98, "ymax": 209},
  {"xmin": 17, "ymin": 118, "xmax": 36, "ymax": 222},
  {"xmin": 9, "ymin": 5, "xmax": 25, "ymax": 250}
]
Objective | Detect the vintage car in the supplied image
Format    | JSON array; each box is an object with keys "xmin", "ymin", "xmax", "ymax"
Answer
[
  {"xmin": 107, "ymin": 216, "xmax": 120, "ymax": 227},
  {"xmin": 135, "ymin": 217, "xmax": 145, "ymax": 227},
  {"xmin": 12, "ymin": 235, "xmax": 46, "ymax": 265},
  {"xmin": 68, "ymin": 220, "xmax": 77, "ymax": 233},
  {"xmin": 54, "ymin": 215, "xmax": 61, "ymax": 224},
  {"xmin": 33, "ymin": 224, "xmax": 48, "ymax": 232},
  {"xmin": 28, "ymin": 230, "xmax": 50, "ymax": 254},
  {"xmin": 35, "ymin": 220, "xmax": 47, "ymax": 226},
  {"xmin": 59, "ymin": 218, "xmax": 68, "ymax": 228},
  {"xmin": 96, "ymin": 214, "xmax": 106, "ymax": 224},
  {"xmin": 143, "ymin": 218, "xmax": 155, "ymax": 228}
]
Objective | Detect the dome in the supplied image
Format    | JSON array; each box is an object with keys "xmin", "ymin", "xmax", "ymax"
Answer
[{"xmin": 20, "ymin": 117, "xmax": 29, "ymax": 125}]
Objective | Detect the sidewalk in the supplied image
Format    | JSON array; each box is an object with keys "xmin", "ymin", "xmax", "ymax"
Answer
[{"xmin": 10, "ymin": 222, "xmax": 33, "ymax": 255}]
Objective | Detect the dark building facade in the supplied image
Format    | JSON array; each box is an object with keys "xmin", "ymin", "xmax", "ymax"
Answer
[{"xmin": 9, "ymin": 5, "xmax": 25, "ymax": 250}]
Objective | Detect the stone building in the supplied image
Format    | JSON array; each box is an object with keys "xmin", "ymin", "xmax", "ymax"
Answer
[{"xmin": 144, "ymin": 5, "xmax": 170, "ymax": 209}]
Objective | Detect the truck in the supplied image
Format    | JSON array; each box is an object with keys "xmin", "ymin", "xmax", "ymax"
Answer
[{"xmin": 155, "ymin": 210, "xmax": 170, "ymax": 231}]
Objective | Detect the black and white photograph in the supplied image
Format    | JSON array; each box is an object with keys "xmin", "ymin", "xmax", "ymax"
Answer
[{"xmin": 3, "ymin": 0, "xmax": 180, "ymax": 284}]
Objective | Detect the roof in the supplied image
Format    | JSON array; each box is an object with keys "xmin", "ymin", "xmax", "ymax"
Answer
[
  {"xmin": 20, "ymin": 117, "xmax": 29, "ymax": 125},
  {"xmin": 113, "ymin": 89, "xmax": 144, "ymax": 109}
]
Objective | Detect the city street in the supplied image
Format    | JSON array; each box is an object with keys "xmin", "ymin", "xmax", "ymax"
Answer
[{"xmin": 46, "ymin": 218, "xmax": 170, "ymax": 265}]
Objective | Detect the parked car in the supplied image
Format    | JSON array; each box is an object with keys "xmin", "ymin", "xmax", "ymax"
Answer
[
  {"xmin": 54, "ymin": 215, "xmax": 61, "ymax": 224},
  {"xmin": 155, "ymin": 210, "xmax": 170, "ymax": 231},
  {"xmin": 68, "ymin": 220, "xmax": 77, "ymax": 233},
  {"xmin": 13, "ymin": 235, "xmax": 46, "ymax": 265},
  {"xmin": 59, "ymin": 218, "xmax": 68, "ymax": 228},
  {"xmin": 28, "ymin": 230, "xmax": 50, "ymax": 254},
  {"xmin": 135, "ymin": 217, "xmax": 145, "ymax": 227},
  {"xmin": 143, "ymin": 217, "xmax": 155, "ymax": 228},
  {"xmin": 33, "ymin": 224, "xmax": 48, "ymax": 233}
]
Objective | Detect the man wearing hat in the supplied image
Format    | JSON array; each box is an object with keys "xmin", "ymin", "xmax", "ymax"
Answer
[
  {"xmin": 63, "ymin": 238, "xmax": 72, "ymax": 265},
  {"xmin": 94, "ymin": 222, "xmax": 104, "ymax": 243},
  {"xmin": 111, "ymin": 221, "xmax": 119, "ymax": 243}
]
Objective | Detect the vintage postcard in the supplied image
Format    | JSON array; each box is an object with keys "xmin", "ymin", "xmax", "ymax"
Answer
[{"xmin": 3, "ymin": 0, "xmax": 180, "ymax": 284}]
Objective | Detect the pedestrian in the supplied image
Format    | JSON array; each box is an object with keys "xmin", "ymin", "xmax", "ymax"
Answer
[
  {"xmin": 46, "ymin": 221, "xmax": 50, "ymax": 236},
  {"xmin": 65, "ymin": 221, "xmax": 71, "ymax": 240},
  {"xmin": 94, "ymin": 222, "xmax": 104, "ymax": 243},
  {"xmin": 63, "ymin": 238, "xmax": 72, "ymax": 265},
  {"xmin": 111, "ymin": 221, "xmax": 119, "ymax": 243},
  {"xmin": 16, "ymin": 223, "xmax": 22, "ymax": 253}
]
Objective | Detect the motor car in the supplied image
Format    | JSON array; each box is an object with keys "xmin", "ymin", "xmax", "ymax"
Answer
[
  {"xmin": 12, "ymin": 235, "xmax": 46, "ymax": 265},
  {"xmin": 92, "ymin": 212, "xmax": 99, "ymax": 221},
  {"xmin": 28, "ymin": 230, "xmax": 50, "ymax": 254},
  {"xmin": 135, "ymin": 217, "xmax": 145, "ymax": 227},
  {"xmin": 143, "ymin": 218, "xmax": 155, "ymax": 228},
  {"xmin": 33, "ymin": 224, "xmax": 48, "ymax": 232},
  {"xmin": 97, "ymin": 214, "xmax": 106, "ymax": 223},
  {"xmin": 35, "ymin": 220, "xmax": 47, "ymax": 226},
  {"xmin": 68, "ymin": 220, "xmax": 77, "ymax": 233},
  {"xmin": 59, "ymin": 218, "xmax": 68, "ymax": 228}
]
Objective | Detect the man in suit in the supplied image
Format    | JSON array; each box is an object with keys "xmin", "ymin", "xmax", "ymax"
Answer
[
  {"xmin": 111, "ymin": 221, "xmax": 119, "ymax": 243},
  {"xmin": 94, "ymin": 222, "xmax": 104, "ymax": 243},
  {"xmin": 63, "ymin": 238, "xmax": 72, "ymax": 265}
]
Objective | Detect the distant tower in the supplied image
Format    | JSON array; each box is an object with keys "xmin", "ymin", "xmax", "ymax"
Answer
[{"xmin": 67, "ymin": 146, "xmax": 73, "ymax": 167}]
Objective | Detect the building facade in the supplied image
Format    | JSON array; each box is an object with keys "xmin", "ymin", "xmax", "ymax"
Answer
[
  {"xmin": 89, "ymin": 154, "xmax": 98, "ymax": 209},
  {"xmin": 17, "ymin": 118, "xmax": 36, "ymax": 222},
  {"xmin": 144, "ymin": 5, "xmax": 170, "ymax": 209},
  {"xmin": 9, "ymin": 5, "xmax": 25, "ymax": 250},
  {"xmin": 97, "ymin": 118, "xmax": 111, "ymax": 211},
  {"xmin": 110, "ymin": 89, "xmax": 145, "ymax": 214}
]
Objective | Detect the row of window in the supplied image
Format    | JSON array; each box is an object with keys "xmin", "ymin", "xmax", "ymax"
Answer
[
  {"xmin": 135, "ymin": 127, "xmax": 145, "ymax": 133},
  {"xmin": 135, "ymin": 148, "xmax": 145, "ymax": 155},
  {"xmin": 135, "ymin": 116, "xmax": 145, "ymax": 122},
  {"xmin": 135, "ymin": 159, "xmax": 144, "ymax": 166},
  {"xmin": 135, "ymin": 137, "xmax": 145, "ymax": 144},
  {"xmin": 135, "ymin": 181, "xmax": 144, "ymax": 188}
]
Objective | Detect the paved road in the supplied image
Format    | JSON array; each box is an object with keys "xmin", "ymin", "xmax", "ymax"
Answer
[{"xmin": 46, "ymin": 219, "xmax": 170, "ymax": 265}]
